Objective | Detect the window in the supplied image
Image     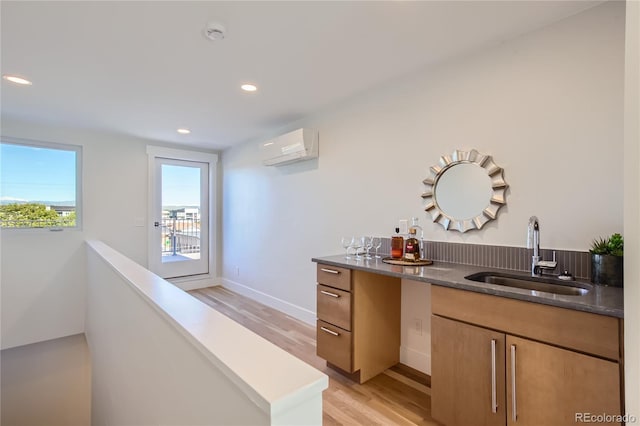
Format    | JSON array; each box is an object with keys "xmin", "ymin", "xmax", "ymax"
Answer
[{"xmin": 0, "ymin": 138, "xmax": 82, "ymax": 230}]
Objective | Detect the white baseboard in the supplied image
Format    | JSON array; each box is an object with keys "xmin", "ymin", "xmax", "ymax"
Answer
[
  {"xmin": 220, "ymin": 278, "xmax": 317, "ymax": 326},
  {"xmin": 169, "ymin": 275, "xmax": 219, "ymax": 291},
  {"xmin": 400, "ymin": 345, "xmax": 431, "ymax": 375}
]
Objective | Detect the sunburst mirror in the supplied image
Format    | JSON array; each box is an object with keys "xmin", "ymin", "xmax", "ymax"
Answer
[{"xmin": 422, "ymin": 149, "xmax": 508, "ymax": 233}]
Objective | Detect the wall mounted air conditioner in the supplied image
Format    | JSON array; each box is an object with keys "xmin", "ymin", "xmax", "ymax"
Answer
[{"xmin": 260, "ymin": 128, "xmax": 319, "ymax": 166}]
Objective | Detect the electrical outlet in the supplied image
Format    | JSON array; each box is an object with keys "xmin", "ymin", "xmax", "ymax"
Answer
[
  {"xmin": 399, "ymin": 219, "xmax": 409, "ymax": 235},
  {"xmin": 413, "ymin": 318, "xmax": 423, "ymax": 335}
]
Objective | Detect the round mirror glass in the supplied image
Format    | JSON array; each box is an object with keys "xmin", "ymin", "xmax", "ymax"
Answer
[
  {"xmin": 434, "ymin": 163, "xmax": 492, "ymax": 220},
  {"xmin": 422, "ymin": 149, "xmax": 508, "ymax": 232}
]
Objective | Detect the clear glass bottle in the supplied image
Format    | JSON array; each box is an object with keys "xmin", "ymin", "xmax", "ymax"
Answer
[
  {"xmin": 404, "ymin": 227, "xmax": 421, "ymax": 262},
  {"xmin": 411, "ymin": 217, "xmax": 424, "ymax": 258}
]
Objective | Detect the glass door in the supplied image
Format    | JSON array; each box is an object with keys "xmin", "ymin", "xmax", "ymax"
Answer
[{"xmin": 151, "ymin": 158, "xmax": 209, "ymax": 278}]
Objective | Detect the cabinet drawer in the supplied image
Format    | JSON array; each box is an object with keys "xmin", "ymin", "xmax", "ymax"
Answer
[
  {"xmin": 317, "ymin": 284, "xmax": 352, "ymax": 331},
  {"xmin": 317, "ymin": 320, "xmax": 353, "ymax": 372},
  {"xmin": 317, "ymin": 264, "xmax": 351, "ymax": 291}
]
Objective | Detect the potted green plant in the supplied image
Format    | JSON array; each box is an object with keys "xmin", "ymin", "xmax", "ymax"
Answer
[{"xmin": 589, "ymin": 233, "xmax": 623, "ymax": 287}]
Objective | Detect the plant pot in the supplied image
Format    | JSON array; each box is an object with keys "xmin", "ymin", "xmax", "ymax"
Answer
[{"xmin": 590, "ymin": 254, "xmax": 623, "ymax": 287}]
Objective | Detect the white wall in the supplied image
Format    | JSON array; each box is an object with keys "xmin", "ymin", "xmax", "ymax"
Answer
[
  {"xmin": 0, "ymin": 120, "xmax": 205, "ymax": 349},
  {"xmin": 400, "ymin": 280, "xmax": 431, "ymax": 374},
  {"xmin": 222, "ymin": 2, "xmax": 625, "ymax": 373},
  {"xmin": 86, "ymin": 240, "xmax": 326, "ymax": 426},
  {"xmin": 86, "ymin": 242, "xmax": 267, "ymax": 426},
  {"xmin": 624, "ymin": 0, "xmax": 639, "ymax": 417}
]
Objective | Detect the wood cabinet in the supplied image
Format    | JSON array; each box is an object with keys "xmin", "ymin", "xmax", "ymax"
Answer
[
  {"xmin": 315, "ymin": 263, "xmax": 401, "ymax": 383},
  {"xmin": 432, "ymin": 316, "xmax": 506, "ymax": 426},
  {"xmin": 505, "ymin": 335, "xmax": 620, "ymax": 426},
  {"xmin": 431, "ymin": 286, "xmax": 623, "ymax": 426}
]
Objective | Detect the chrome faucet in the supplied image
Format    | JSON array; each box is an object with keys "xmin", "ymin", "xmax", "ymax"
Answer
[{"xmin": 527, "ymin": 216, "xmax": 557, "ymax": 277}]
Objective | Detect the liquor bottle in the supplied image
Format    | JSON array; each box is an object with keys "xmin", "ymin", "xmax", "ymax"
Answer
[
  {"xmin": 411, "ymin": 217, "xmax": 424, "ymax": 258},
  {"xmin": 391, "ymin": 227, "xmax": 404, "ymax": 259},
  {"xmin": 404, "ymin": 227, "xmax": 421, "ymax": 262}
]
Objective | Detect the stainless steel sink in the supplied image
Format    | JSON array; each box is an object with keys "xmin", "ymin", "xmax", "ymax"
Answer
[{"xmin": 465, "ymin": 271, "xmax": 591, "ymax": 296}]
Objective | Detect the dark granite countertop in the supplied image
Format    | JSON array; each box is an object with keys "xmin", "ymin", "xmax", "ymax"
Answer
[{"xmin": 312, "ymin": 255, "xmax": 624, "ymax": 318}]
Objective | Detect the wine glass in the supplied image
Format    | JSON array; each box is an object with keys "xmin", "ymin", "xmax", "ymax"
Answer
[
  {"xmin": 341, "ymin": 236, "xmax": 354, "ymax": 259},
  {"xmin": 372, "ymin": 237, "xmax": 382, "ymax": 259},
  {"xmin": 362, "ymin": 236, "xmax": 374, "ymax": 259},
  {"xmin": 352, "ymin": 237, "xmax": 363, "ymax": 260}
]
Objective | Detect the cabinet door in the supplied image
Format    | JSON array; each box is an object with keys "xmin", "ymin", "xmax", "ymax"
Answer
[
  {"xmin": 432, "ymin": 315, "xmax": 506, "ymax": 426},
  {"xmin": 506, "ymin": 336, "xmax": 621, "ymax": 426}
]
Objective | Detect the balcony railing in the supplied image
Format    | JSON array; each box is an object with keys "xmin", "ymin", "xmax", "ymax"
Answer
[{"xmin": 161, "ymin": 218, "xmax": 201, "ymax": 256}]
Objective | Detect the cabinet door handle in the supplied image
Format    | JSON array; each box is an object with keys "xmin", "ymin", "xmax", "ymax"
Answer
[
  {"xmin": 511, "ymin": 344, "xmax": 517, "ymax": 422},
  {"xmin": 320, "ymin": 268, "xmax": 340, "ymax": 274},
  {"xmin": 320, "ymin": 290, "xmax": 340, "ymax": 298},
  {"xmin": 491, "ymin": 339, "xmax": 497, "ymax": 413},
  {"xmin": 320, "ymin": 326, "xmax": 340, "ymax": 336}
]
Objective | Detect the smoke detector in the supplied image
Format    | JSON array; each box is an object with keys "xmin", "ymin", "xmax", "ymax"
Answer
[{"xmin": 204, "ymin": 21, "xmax": 226, "ymax": 41}]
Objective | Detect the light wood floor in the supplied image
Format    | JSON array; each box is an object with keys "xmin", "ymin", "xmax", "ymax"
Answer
[{"xmin": 189, "ymin": 286, "xmax": 440, "ymax": 426}]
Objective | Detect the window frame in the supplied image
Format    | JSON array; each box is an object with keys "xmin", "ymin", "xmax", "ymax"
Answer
[{"xmin": 0, "ymin": 136, "xmax": 83, "ymax": 232}]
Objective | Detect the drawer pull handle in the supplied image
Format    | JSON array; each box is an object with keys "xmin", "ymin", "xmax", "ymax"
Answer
[
  {"xmin": 320, "ymin": 290, "xmax": 340, "ymax": 298},
  {"xmin": 320, "ymin": 268, "xmax": 340, "ymax": 274},
  {"xmin": 320, "ymin": 326, "xmax": 340, "ymax": 336}
]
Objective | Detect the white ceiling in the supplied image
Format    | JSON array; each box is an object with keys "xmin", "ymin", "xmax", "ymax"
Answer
[{"xmin": 1, "ymin": 1, "xmax": 603, "ymax": 150}]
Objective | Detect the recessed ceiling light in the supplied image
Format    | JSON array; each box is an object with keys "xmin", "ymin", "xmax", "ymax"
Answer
[
  {"xmin": 241, "ymin": 84, "xmax": 257, "ymax": 92},
  {"xmin": 177, "ymin": 128, "xmax": 191, "ymax": 135},
  {"xmin": 2, "ymin": 74, "xmax": 32, "ymax": 85}
]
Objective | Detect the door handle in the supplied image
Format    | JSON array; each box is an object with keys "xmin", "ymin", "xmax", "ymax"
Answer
[
  {"xmin": 491, "ymin": 339, "xmax": 497, "ymax": 413},
  {"xmin": 511, "ymin": 344, "xmax": 517, "ymax": 422},
  {"xmin": 320, "ymin": 268, "xmax": 340, "ymax": 275},
  {"xmin": 154, "ymin": 222, "xmax": 160, "ymax": 227},
  {"xmin": 320, "ymin": 290, "xmax": 340, "ymax": 298}
]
